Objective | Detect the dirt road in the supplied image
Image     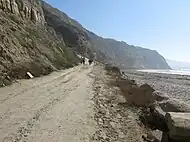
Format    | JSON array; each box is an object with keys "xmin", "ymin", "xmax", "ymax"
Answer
[
  {"xmin": 0, "ymin": 65, "xmax": 97, "ymax": 142},
  {"xmin": 0, "ymin": 64, "xmax": 149, "ymax": 142}
]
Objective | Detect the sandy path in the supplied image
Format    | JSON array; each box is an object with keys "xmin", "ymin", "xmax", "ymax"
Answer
[
  {"xmin": 0, "ymin": 65, "xmax": 150, "ymax": 142},
  {"xmin": 0, "ymin": 65, "xmax": 97, "ymax": 142}
]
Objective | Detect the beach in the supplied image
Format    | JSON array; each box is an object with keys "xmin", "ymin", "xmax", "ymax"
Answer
[{"xmin": 125, "ymin": 70, "xmax": 190, "ymax": 104}]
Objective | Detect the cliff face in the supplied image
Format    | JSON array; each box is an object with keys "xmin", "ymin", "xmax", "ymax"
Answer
[
  {"xmin": 0, "ymin": 0, "xmax": 45, "ymax": 24},
  {"xmin": 42, "ymin": 1, "xmax": 107, "ymax": 62},
  {"xmin": 42, "ymin": 1, "xmax": 171, "ymax": 69},
  {"xmin": 88, "ymin": 32, "xmax": 171, "ymax": 69},
  {"xmin": 0, "ymin": 0, "xmax": 79, "ymax": 86},
  {"xmin": 0, "ymin": 0, "xmax": 171, "ymax": 86}
]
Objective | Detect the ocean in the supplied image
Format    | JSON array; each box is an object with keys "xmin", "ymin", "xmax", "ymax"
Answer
[{"xmin": 137, "ymin": 69, "xmax": 190, "ymax": 76}]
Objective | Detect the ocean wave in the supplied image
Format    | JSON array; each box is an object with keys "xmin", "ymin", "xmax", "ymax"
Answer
[{"xmin": 137, "ymin": 69, "xmax": 190, "ymax": 76}]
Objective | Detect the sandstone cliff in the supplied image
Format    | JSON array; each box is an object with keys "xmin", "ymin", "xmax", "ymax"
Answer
[
  {"xmin": 0, "ymin": 0, "xmax": 45, "ymax": 24},
  {"xmin": 0, "ymin": 0, "xmax": 78, "ymax": 86}
]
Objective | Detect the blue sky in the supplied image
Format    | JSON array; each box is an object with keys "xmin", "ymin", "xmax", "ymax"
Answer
[{"xmin": 44, "ymin": 0, "xmax": 190, "ymax": 62}]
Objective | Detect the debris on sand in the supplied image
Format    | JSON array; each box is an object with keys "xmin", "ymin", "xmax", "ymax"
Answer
[
  {"xmin": 105, "ymin": 65, "xmax": 190, "ymax": 142},
  {"xmin": 92, "ymin": 65, "xmax": 149, "ymax": 142},
  {"xmin": 26, "ymin": 72, "xmax": 34, "ymax": 79}
]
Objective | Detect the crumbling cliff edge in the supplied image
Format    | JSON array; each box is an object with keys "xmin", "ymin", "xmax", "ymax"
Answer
[{"xmin": 105, "ymin": 64, "xmax": 190, "ymax": 142}]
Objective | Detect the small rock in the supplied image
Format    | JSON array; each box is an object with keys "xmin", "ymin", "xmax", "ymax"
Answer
[
  {"xmin": 118, "ymin": 131, "xmax": 125, "ymax": 139},
  {"xmin": 110, "ymin": 121, "xmax": 116, "ymax": 128},
  {"xmin": 151, "ymin": 130, "xmax": 162, "ymax": 141},
  {"xmin": 6, "ymin": 76, "xmax": 11, "ymax": 80},
  {"xmin": 99, "ymin": 93, "xmax": 103, "ymax": 96},
  {"xmin": 152, "ymin": 91, "xmax": 169, "ymax": 102},
  {"xmin": 159, "ymin": 98, "xmax": 190, "ymax": 112},
  {"xmin": 99, "ymin": 104, "xmax": 104, "ymax": 108},
  {"xmin": 117, "ymin": 113, "xmax": 122, "ymax": 119},
  {"xmin": 24, "ymin": 134, "xmax": 27, "ymax": 137},
  {"xmin": 98, "ymin": 118, "xmax": 104, "ymax": 125},
  {"xmin": 10, "ymin": 27, "xmax": 17, "ymax": 31},
  {"xmin": 105, "ymin": 137, "xmax": 110, "ymax": 141},
  {"xmin": 142, "ymin": 133, "xmax": 155, "ymax": 142}
]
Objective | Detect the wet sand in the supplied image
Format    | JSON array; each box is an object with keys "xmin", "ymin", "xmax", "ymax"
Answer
[{"xmin": 124, "ymin": 70, "xmax": 190, "ymax": 104}]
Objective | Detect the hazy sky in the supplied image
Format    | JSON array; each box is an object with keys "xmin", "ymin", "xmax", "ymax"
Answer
[{"xmin": 44, "ymin": 0, "xmax": 190, "ymax": 62}]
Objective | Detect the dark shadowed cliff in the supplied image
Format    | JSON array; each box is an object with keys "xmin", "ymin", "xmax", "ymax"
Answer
[{"xmin": 42, "ymin": 1, "xmax": 171, "ymax": 70}]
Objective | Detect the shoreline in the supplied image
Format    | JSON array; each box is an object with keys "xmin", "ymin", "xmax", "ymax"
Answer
[
  {"xmin": 137, "ymin": 69, "xmax": 190, "ymax": 76},
  {"xmin": 124, "ymin": 70, "xmax": 190, "ymax": 104}
]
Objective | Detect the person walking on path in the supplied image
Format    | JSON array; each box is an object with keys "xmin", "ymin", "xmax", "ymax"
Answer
[
  {"xmin": 82, "ymin": 57, "xmax": 85, "ymax": 65},
  {"xmin": 88, "ymin": 59, "xmax": 93, "ymax": 65},
  {"xmin": 80, "ymin": 57, "xmax": 83, "ymax": 65}
]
